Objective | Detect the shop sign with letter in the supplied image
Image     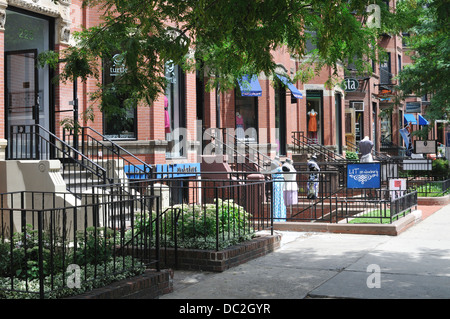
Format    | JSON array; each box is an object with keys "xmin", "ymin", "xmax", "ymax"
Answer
[{"xmin": 347, "ymin": 163, "xmax": 381, "ymax": 189}]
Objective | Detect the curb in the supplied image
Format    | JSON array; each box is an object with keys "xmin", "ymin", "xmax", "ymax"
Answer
[{"xmin": 273, "ymin": 209, "xmax": 423, "ymax": 236}]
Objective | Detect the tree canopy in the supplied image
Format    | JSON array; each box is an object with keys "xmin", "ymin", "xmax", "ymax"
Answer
[
  {"xmin": 43, "ymin": 0, "xmax": 402, "ymax": 112},
  {"xmin": 397, "ymin": 0, "xmax": 450, "ymax": 124}
]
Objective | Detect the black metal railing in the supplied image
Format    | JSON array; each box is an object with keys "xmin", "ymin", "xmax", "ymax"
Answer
[
  {"xmin": 63, "ymin": 126, "xmax": 153, "ymax": 183},
  {"xmin": 202, "ymin": 128, "xmax": 275, "ymax": 175},
  {"xmin": 336, "ymin": 189, "xmax": 417, "ymax": 224},
  {"xmin": 407, "ymin": 178, "xmax": 450, "ymax": 197},
  {"xmin": 8, "ymin": 125, "xmax": 108, "ymax": 193},
  {"xmin": 0, "ymin": 188, "xmax": 160, "ymax": 299},
  {"xmin": 292, "ymin": 131, "xmax": 347, "ymax": 162}
]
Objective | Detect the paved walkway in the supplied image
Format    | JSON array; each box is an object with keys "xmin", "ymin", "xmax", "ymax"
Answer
[{"xmin": 160, "ymin": 203, "xmax": 450, "ymax": 300}]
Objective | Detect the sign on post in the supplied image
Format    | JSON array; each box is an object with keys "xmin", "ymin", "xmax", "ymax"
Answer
[
  {"xmin": 389, "ymin": 178, "xmax": 406, "ymax": 200},
  {"xmin": 414, "ymin": 140, "xmax": 437, "ymax": 154},
  {"xmin": 347, "ymin": 163, "xmax": 381, "ymax": 189}
]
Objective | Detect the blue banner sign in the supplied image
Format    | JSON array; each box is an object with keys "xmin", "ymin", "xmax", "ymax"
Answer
[
  {"xmin": 347, "ymin": 163, "xmax": 381, "ymax": 189},
  {"xmin": 156, "ymin": 163, "xmax": 200, "ymax": 178}
]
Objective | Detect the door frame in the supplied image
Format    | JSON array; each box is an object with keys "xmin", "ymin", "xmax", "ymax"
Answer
[
  {"xmin": 4, "ymin": 7, "xmax": 56, "ymax": 140},
  {"xmin": 5, "ymin": 49, "xmax": 39, "ymax": 137}
]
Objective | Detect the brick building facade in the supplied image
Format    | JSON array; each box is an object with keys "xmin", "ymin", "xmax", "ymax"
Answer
[{"xmin": 0, "ymin": 0, "xmax": 430, "ymax": 169}]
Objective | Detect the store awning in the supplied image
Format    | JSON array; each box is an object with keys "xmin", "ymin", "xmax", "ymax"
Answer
[
  {"xmin": 404, "ymin": 114, "xmax": 417, "ymax": 125},
  {"xmin": 237, "ymin": 75, "xmax": 262, "ymax": 97},
  {"xmin": 418, "ymin": 114, "xmax": 429, "ymax": 125},
  {"xmin": 276, "ymin": 74, "xmax": 303, "ymax": 99}
]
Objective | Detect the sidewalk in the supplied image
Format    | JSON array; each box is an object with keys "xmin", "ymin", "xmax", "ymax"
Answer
[{"xmin": 159, "ymin": 203, "xmax": 450, "ymax": 299}]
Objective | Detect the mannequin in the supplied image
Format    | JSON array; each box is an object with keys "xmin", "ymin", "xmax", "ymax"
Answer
[
  {"xmin": 359, "ymin": 136, "xmax": 373, "ymax": 163},
  {"xmin": 307, "ymin": 154, "xmax": 320, "ymax": 200},
  {"xmin": 282, "ymin": 158, "xmax": 298, "ymax": 206},
  {"xmin": 271, "ymin": 157, "xmax": 286, "ymax": 222},
  {"xmin": 307, "ymin": 109, "xmax": 318, "ymax": 143},
  {"xmin": 164, "ymin": 96, "xmax": 171, "ymax": 133},
  {"xmin": 307, "ymin": 109, "xmax": 317, "ymax": 132},
  {"xmin": 236, "ymin": 112, "xmax": 244, "ymax": 139}
]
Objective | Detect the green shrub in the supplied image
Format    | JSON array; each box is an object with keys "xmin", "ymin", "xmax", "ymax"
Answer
[
  {"xmin": 345, "ymin": 151, "xmax": 359, "ymax": 161},
  {"xmin": 431, "ymin": 159, "xmax": 450, "ymax": 179},
  {"xmin": 133, "ymin": 198, "xmax": 255, "ymax": 250}
]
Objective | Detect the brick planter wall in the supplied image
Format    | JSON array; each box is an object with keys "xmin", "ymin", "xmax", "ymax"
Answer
[
  {"xmin": 71, "ymin": 234, "xmax": 281, "ymax": 299},
  {"xmin": 157, "ymin": 234, "xmax": 282, "ymax": 272},
  {"xmin": 70, "ymin": 269, "xmax": 173, "ymax": 299}
]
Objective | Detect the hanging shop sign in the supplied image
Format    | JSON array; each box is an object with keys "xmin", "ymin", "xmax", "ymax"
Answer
[
  {"xmin": 347, "ymin": 163, "xmax": 381, "ymax": 189},
  {"xmin": 406, "ymin": 102, "xmax": 421, "ymax": 113},
  {"xmin": 344, "ymin": 78, "xmax": 359, "ymax": 92},
  {"xmin": 414, "ymin": 140, "xmax": 437, "ymax": 154}
]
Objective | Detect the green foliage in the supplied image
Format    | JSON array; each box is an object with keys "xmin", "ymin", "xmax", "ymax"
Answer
[
  {"xmin": 134, "ymin": 199, "xmax": 255, "ymax": 250},
  {"xmin": 38, "ymin": 0, "xmax": 404, "ymax": 115},
  {"xmin": 397, "ymin": 0, "xmax": 450, "ymax": 128},
  {"xmin": 0, "ymin": 225, "xmax": 116, "ymax": 282},
  {"xmin": 0, "ymin": 224, "xmax": 145, "ymax": 299},
  {"xmin": 431, "ymin": 159, "xmax": 450, "ymax": 179},
  {"xmin": 345, "ymin": 151, "xmax": 359, "ymax": 161}
]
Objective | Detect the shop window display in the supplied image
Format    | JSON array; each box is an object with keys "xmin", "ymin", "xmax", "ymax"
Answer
[
  {"xmin": 235, "ymin": 94, "xmax": 258, "ymax": 143},
  {"xmin": 306, "ymin": 92, "xmax": 322, "ymax": 144}
]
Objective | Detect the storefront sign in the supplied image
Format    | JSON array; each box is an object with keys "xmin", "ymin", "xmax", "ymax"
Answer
[
  {"xmin": 110, "ymin": 53, "xmax": 127, "ymax": 76},
  {"xmin": 406, "ymin": 102, "xmax": 421, "ymax": 113},
  {"xmin": 344, "ymin": 78, "xmax": 359, "ymax": 92},
  {"xmin": 414, "ymin": 140, "xmax": 437, "ymax": 154},
  {"xmin": 347, "ymin": 163, "xmax": 381, "ymax": 189},
  {"xmin": 156, "ymin": 163, "xmax": 200, "ymax": 178}
]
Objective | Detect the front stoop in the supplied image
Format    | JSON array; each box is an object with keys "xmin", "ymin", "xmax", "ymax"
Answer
[{"xmin": 273, "ymin": 210, "xmax": 423, "ymax": 236}]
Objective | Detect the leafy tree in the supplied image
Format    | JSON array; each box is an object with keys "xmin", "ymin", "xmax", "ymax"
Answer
[
  {"xmin": 42, "ymin": 0, "xmax": 402, "ymax": 113},
  {"xmin": 397, "ymin": 0, "xmax": 450, "ymax": 128}
]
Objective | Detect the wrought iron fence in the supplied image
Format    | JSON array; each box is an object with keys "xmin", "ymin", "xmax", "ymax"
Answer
[
  {"xmin": 0, "ymin": 161, "xmax": 424, "ymax": 298},
  {"xmin": 336, "ymin": 189, "xmax": 417, "ymax": 224},
  {"xmin": 0, "ymin": 188, "xmax": 160, "ymax": 299}
]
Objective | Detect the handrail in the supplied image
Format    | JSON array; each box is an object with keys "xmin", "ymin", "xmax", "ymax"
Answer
[
  {"xmin": 8, "ymin": 124, "xmax": 108, "ymax": 193},
  {"xmin": 63, "ymin": 126, "xmax": 153, "ymax": 181},
  {"xmin": 292, "ymin": 131, "xmax": 347, "ymax": 162},
  {"xmin": 219, "ymin": 128, "xmax": 276, "ymax": 171},
  {"xmin": 202, "ymin": 128, "xmax": 261, "ymax": 175}
]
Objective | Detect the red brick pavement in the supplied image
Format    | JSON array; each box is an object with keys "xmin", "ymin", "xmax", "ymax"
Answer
[{"xmin": 418, "ymin": 205, "xmax": 444, "ymax": 220}]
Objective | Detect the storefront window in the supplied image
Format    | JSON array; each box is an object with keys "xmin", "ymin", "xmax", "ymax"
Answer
[
  {"xmin": 380, "ymin": 111, "xmax": 392, "ymax": 147},
  {"xmin": 235, "ymin": 94, "xmax": 258, "ymax": 143},
  {"xmin": 306, "ymin": 91, "xmax": 322, "ymax": 144},
  {"xmin": 165, "ymin": 61, "xmax": 186, "ymax": 158},
  {"xmin": 103, "ymin": 53, "xmax": 136, "ymax": 139},
  {"xmin": 275, "ymin": 82, "xmax": 286, "ymax": 155}
]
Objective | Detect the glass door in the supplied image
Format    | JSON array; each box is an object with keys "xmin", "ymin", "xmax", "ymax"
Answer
[
  {"xmin": 6, "ymin": 50, "xmax": 39, "ymax": 158},
  {"xmin": 5, "ymin": 8, "xmax": 52, "ymax": 159}
]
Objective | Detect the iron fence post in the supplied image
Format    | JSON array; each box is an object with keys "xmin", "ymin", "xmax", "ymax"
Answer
[
  {"xmin": 215, "ymin": 187, "xmax": 219, "ymax": 251},
  {"xmin": 38, "ymin": 210, "xmax": 45, "ymax": 299}
]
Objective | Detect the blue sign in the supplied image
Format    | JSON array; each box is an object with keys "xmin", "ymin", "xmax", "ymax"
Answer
[
  {"xmin": 156, "ymin": 163, "xmax": 200, "ymax": 178},
  {"xmin": 347, "ymin": 163, "xmax": 381, "ymax": 189}
]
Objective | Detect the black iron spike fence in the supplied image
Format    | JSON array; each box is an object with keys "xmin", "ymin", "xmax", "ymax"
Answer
[
  {"xmin": 0, "ymin": 187, "xmax": 160, "ymax": 299},
  {"xmin": 0, "ymin": 160, "xmax": 428, "ymax": 298}
]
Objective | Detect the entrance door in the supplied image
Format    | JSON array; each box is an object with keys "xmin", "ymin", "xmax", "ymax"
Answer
[
  {"xmin": 275, "ymin": 83, "xmax": 286, "ymax": 156},
  {"xmin": 6, "ymin": 50, "xmax": 40, "ymax": 158},
  {"xmin": 4, "ymin": 8, "xmax": 53, "ymax": 159}
]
